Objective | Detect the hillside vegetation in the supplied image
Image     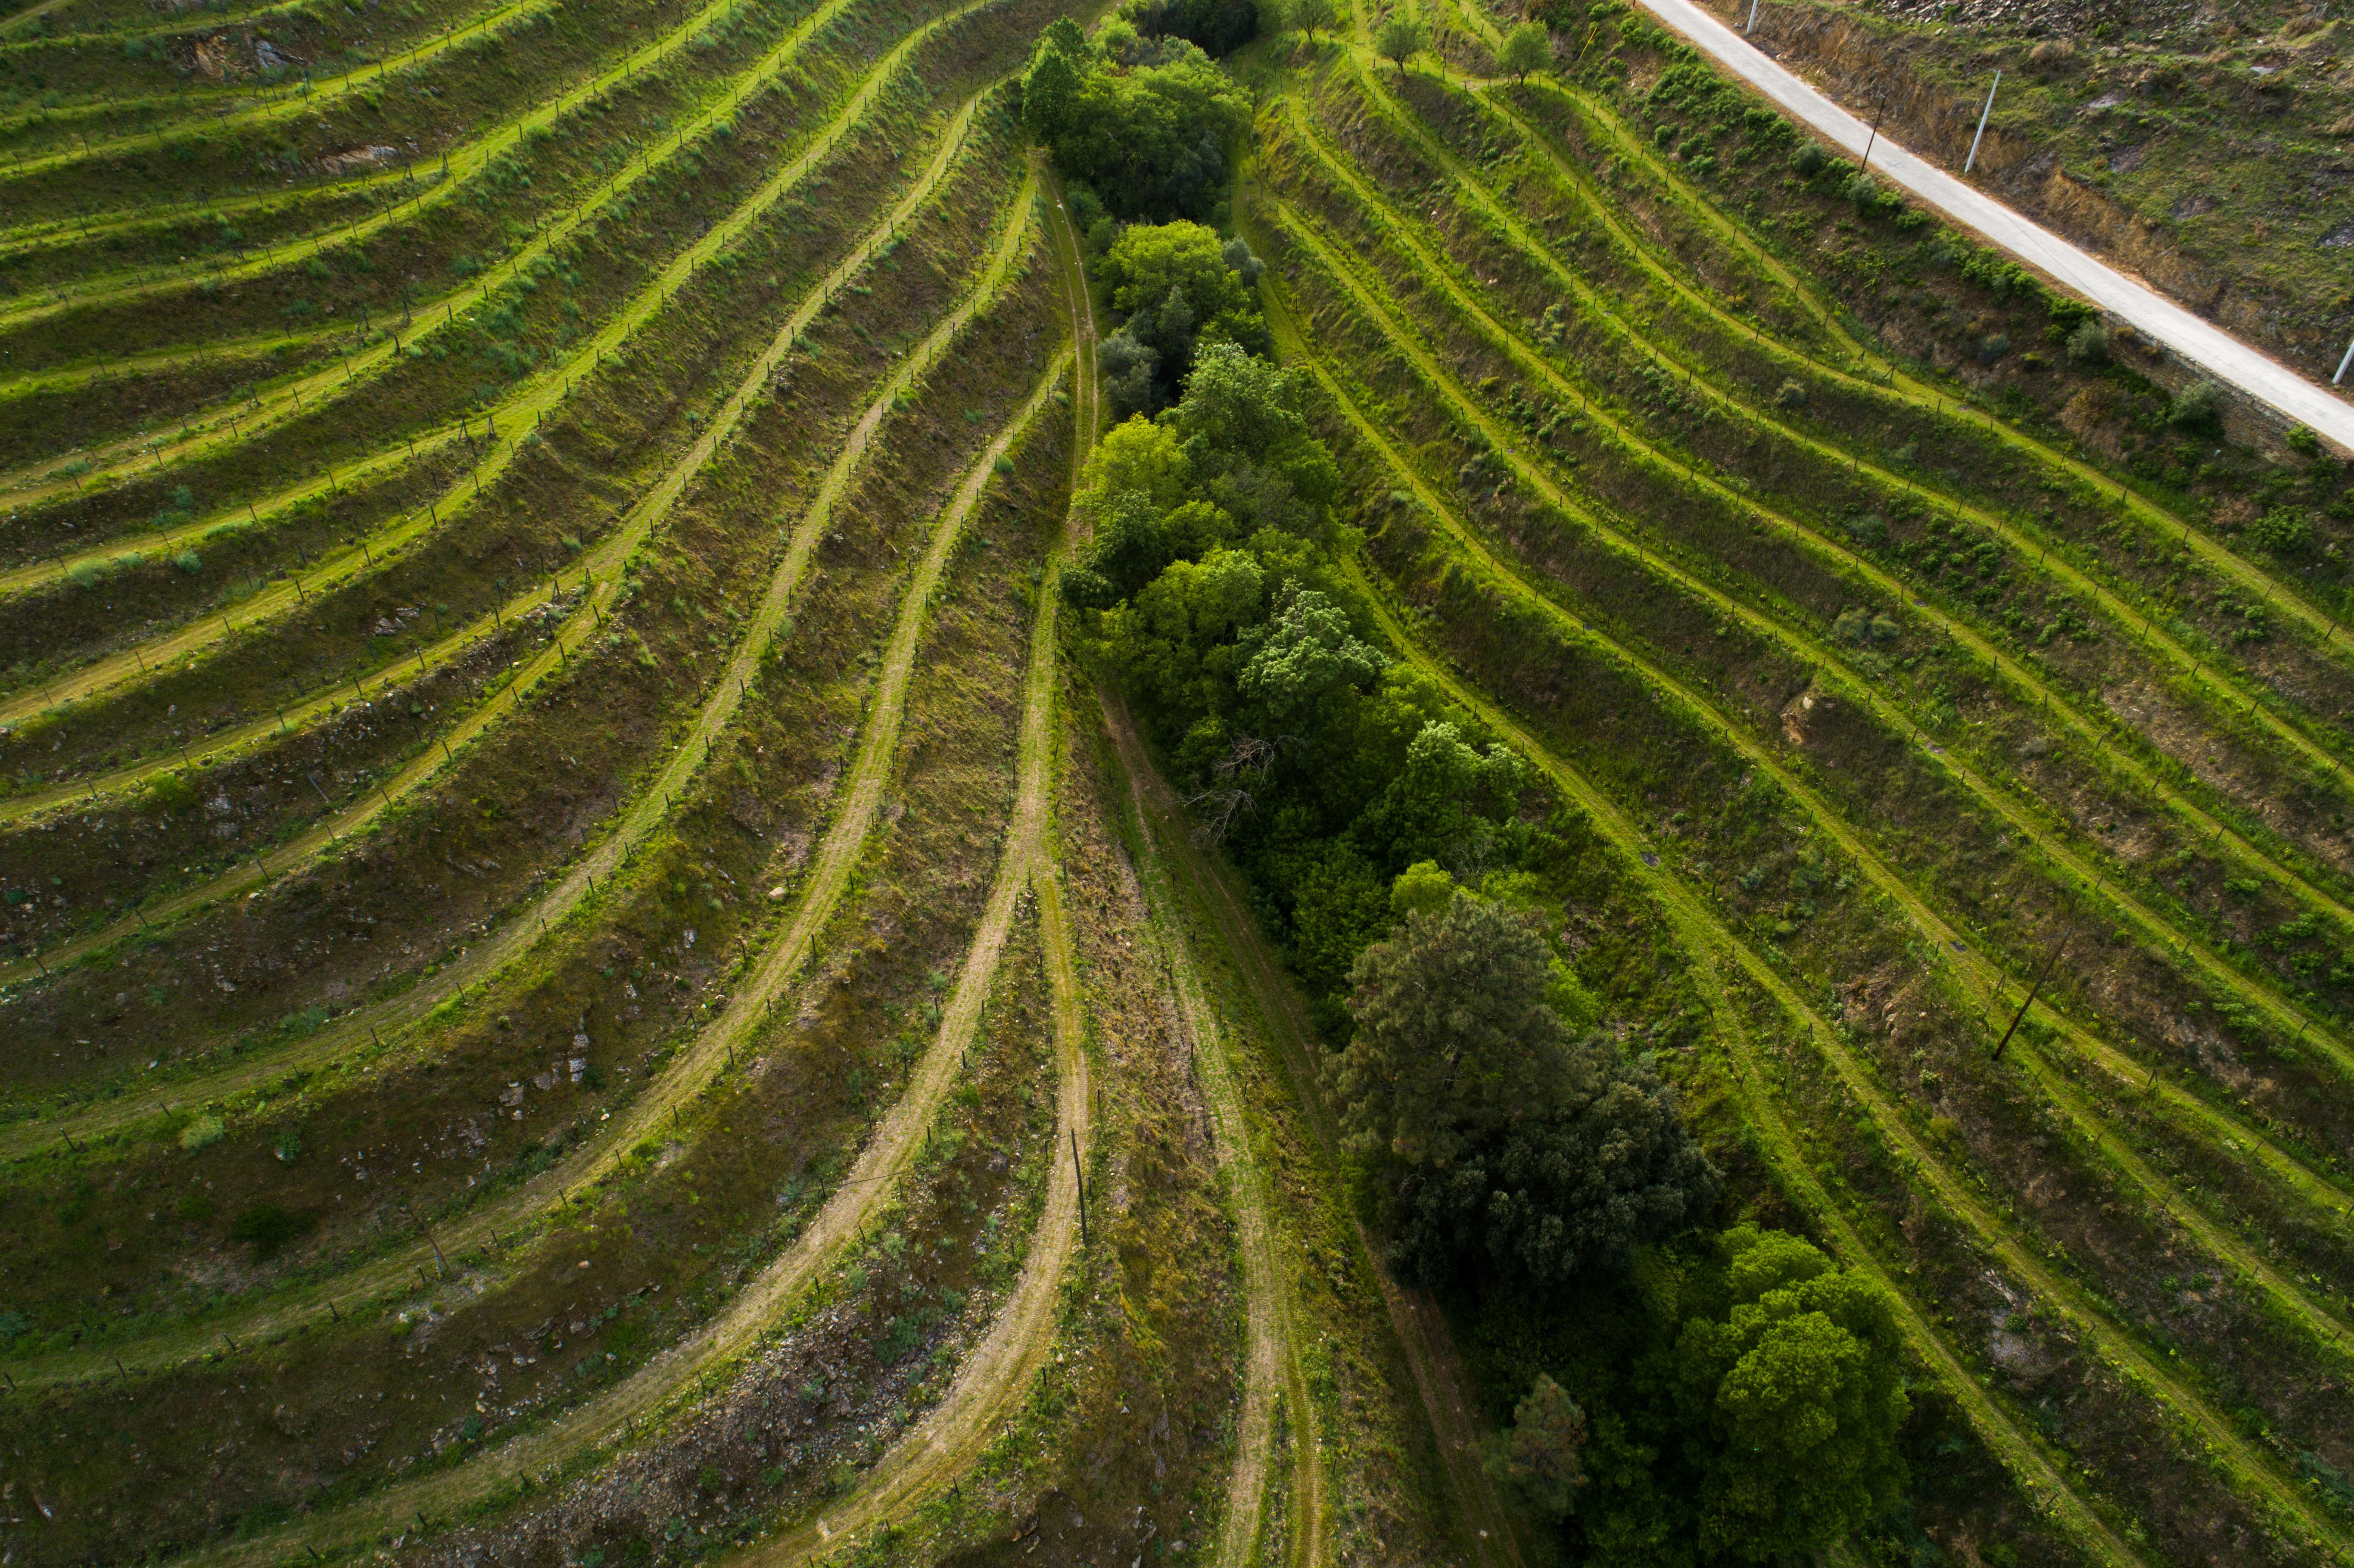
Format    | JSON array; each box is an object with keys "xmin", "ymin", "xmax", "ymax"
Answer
[{"xmin": 2, "ymin": 0, "xmax": 2352, "ymax": 1564}]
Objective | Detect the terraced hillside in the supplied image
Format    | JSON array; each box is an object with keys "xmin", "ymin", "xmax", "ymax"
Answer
[{"xmin": 7, "ymin": 0, "xmax": 2354, "ymax": 1563}]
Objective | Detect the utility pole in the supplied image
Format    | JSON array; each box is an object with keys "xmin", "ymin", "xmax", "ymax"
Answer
[
  {"xmin": 1965, "ymin": 70, "xmax": 2002, "ymax": 175},
  {"xmin": 2334, "ymin": 332, "xmax": 2354, "ymax": 387},
  {"xmin": 1859, "ymin": 94, "xmax": 1888, "ymax": 177},
  {"xmin": 1744, "ymin": 0, "xmax": 1762, "ymax": 32}
]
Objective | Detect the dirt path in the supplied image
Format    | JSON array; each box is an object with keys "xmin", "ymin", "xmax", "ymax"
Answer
[
  {"xmin": 1266, "ymin": 154, "xmax": 2354, "ymax": 1200},
  {"xmin": 174, "ymin": 338, "xmax": 1076, "ymax": 1568},
  {"xmin": 731, "ymin": 172, "xmax": 1098, "ymax": 1561},
  {"xmin": 1466, "ymin": 71, "xmax": 2354, "ymax": 682},
  {"xmin": 1102, "ymin": 713, "xmax": 1522, "ymax": 1567},
  {"xmin": 1295, "ymin": 73, "xmax": 2354, "ymax": 963},
  {"xmin": 1054, "ymin": 126, "xmax": 1325, "ymax": 1554},
  {"xmin": 1098, "ymin": 691, "xmax": 1329, "ymax": 1568},
  {"xmin": 2, "ymin": 0, "xmax": 545, "ymax": 184},
  {"xmin": 746, "ymin": 778, "xmax": 1088, "ymax": 1568},
  {"xmin": 1267, "ymin": 250, "xmax": 2354, "ymax": 1559},
  {"xmin": 8, "ymin": 184, "xmax": 1051, "ymax": 1392},
  {"xmin": 0, "ymin": 0, "xmax": 952, "ymax": 510},
  {"xmin": 1258, "ymin": 183, "xmax": 2354, "ymax": 1352},
  {"xmin": 1337, "ymin": 560, "xmax": 2155, "ymax": 1566},
  {"xmin": 0, "ymin": 0, "xmax": 909, "ymax": 587}
]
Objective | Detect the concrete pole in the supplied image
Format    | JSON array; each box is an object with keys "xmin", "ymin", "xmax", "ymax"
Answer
[{"xmin": 1965, "ymin": 70, "xmax": 2002, "ymax": 175}]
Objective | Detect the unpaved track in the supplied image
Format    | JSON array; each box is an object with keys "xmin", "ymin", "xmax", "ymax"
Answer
[
  {"xmin": 1102, "ymin": 695, "xmax": 1522, "ymax": 1568},
  {"xmin": 1058, "ymin": 125, "xmax": 1322, "ymax": 1556},
  {"xmin": 1613, "ymin": 0, "xmax": 2354, "ymax": 448},
  {"xmin": 1260, "ymin": 167, "xmax": 2354, "ymax": 1222},
  {"xmin": 1338, "ymin": 557, "xmax": 2149, "ymax": 1568},
  {"xmin": 0, "ymin": 0, "xmax": 893, "ymax": 581},
  {"xmin": 1308, "ymin": 64, "xmax": 2354, "ymax": 951},
  {"xmin": 0, "ymin": 66, "xmax": 1004, "ymax": 1004},
  {"xmin": 1290, "ymin": 77, "xmax": 2354, "ymax": 1025},
  {"xmin": 0, "ymin": 0, "xmax": 546, "ymax": 184},
  {"xmin": 1466, "ymin": 65, "xmax": 2354, "ymax": 683},
  {"xmin": 6, "ymin": 188, "xmax": 1051, "ymax": 1391},
  {"xmin": 173, "ymin": 342, "xmax": 1074, "ymax": 1568},
  {"xmin": 0, "ymin": 0, "xmax": 719, "ymax": 330},
  {"xmin": 744, "ymin": 859, "xmax": 1088, "ymax": 1568},
  {"xmin": 731, "ymin": 179, "xmax": 1092, "ymax": 1559},
  {"xmin": 1100, "ymin": 692, "xmax": 1327, "ymax": 1568}
]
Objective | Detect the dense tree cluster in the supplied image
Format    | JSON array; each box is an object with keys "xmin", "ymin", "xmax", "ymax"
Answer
[
  {"xmin": 1485, "ymin": 1227, "xmax": 1911, "ymax": 1564},
  {"xmin": 1122, "ymin": 0, "xmax": 1264, "ymax": 57},
  {"xmin": 1021, "ymin": 18, "xmax": 1251, "ymax": 227}
]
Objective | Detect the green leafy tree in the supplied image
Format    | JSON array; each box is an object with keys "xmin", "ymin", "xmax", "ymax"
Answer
[
  {"xmin": 1352, "ymin": 719, "xmax": 1526, "ymax": 872},
  {"xmin": 1094, "ymin": 225, "xmax": 1270, "ymax": 412},
  {"xmin": 1237, "ymin": 582, "xmax": 1387, "ymax": 725},
  {"xmin": 1498, "ymin": 19, "xmax": 1551, "ymax": 80},
  {"xmin": 1125, "ymin": 0, "xmax": 1265, "ymax": 55},
  {"xmin": 1376, "ymin": 12, "xmax": 1429, "ymax": 71},
  {"xmin": 2169, "ymin": 378, "xmax": 2224, "ymax": 431},
  {"xmin": 1675, "ymin": 1227, "xmax": 1909, "ymax": 1561},
  {"xmin": 1078, "ymin": 415, "xmax": 1193, "ymax": 517},
  {"xmin": 1387, "ymin": 1043, "xmax": 1719, "ymax": 1288},
  {"xmin": 1330, "ymin": 889, "xmax": 1571, "ymax": 1168},
  {"xmin": 1113, "ymin": 547, "xmax": 1267, "ymax": 712},
  {"xmin": 2063, "ymin": 317, "xmax": 2109, "ymax": 366},
  {"xmin": 2252, "ymin": 505, "xmax": 2314, "ymax": 556},
  {"xmin": 1390, "ymin": 860, "xmax": 1455, "ymax": 919},
  {"xmin": 1165, "ymin": 340, "xmax": 1312, "ymax": 459},
  {"xmin": 1290, "ymin": 0, "xmax": 1338, "ymax": 35},
  {"xmin": 1501, "ymin": 1374, "xmax": 1590, "ymax": 1518},
  {"xmin": 1101, "ymin": 220, "xmax": 1255, "ymax": 320},
  {"xmin": 1163, "ymin": 341, "xmax": 1342, "ymax": 532},
  {"xmin": 1287, "ymin": 843, "xmax": 1395, "ymax": 999},
  {"xmin": 1020, "ymin": 30, "xmax": 1089, "ymax": 144}
]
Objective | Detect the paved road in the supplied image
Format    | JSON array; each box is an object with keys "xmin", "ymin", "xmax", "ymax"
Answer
[{"xmin": 1628, "ymin": 0, "xmax": 2354, "ymax": 448}]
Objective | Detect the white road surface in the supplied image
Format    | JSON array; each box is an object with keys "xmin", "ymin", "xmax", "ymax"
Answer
[{"xmin": 1627, "ymin": 0, "xmax": 2354, "ymax": 448}]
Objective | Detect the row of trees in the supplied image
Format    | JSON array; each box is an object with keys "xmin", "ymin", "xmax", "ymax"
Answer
[{"xmin": 1264, "ymin": 2, "xmax": 1553, "ymax": 80}]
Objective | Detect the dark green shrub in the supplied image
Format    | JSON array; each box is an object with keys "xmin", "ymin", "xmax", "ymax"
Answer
[
  {"xmin": 2170, "ymin": 379, "xmax": 2225, "ymax": 430},
  {"xmin": 228, "ymin": 1203, "xmax": 318, "ymax": 1259},
  {"xmin": 2064, "ymin": 319, "xmax": 2110, "ymax": 365},
  {"xmin": 2252, "ymin": 506, "xmax": 2314, "ymax": 556}
]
